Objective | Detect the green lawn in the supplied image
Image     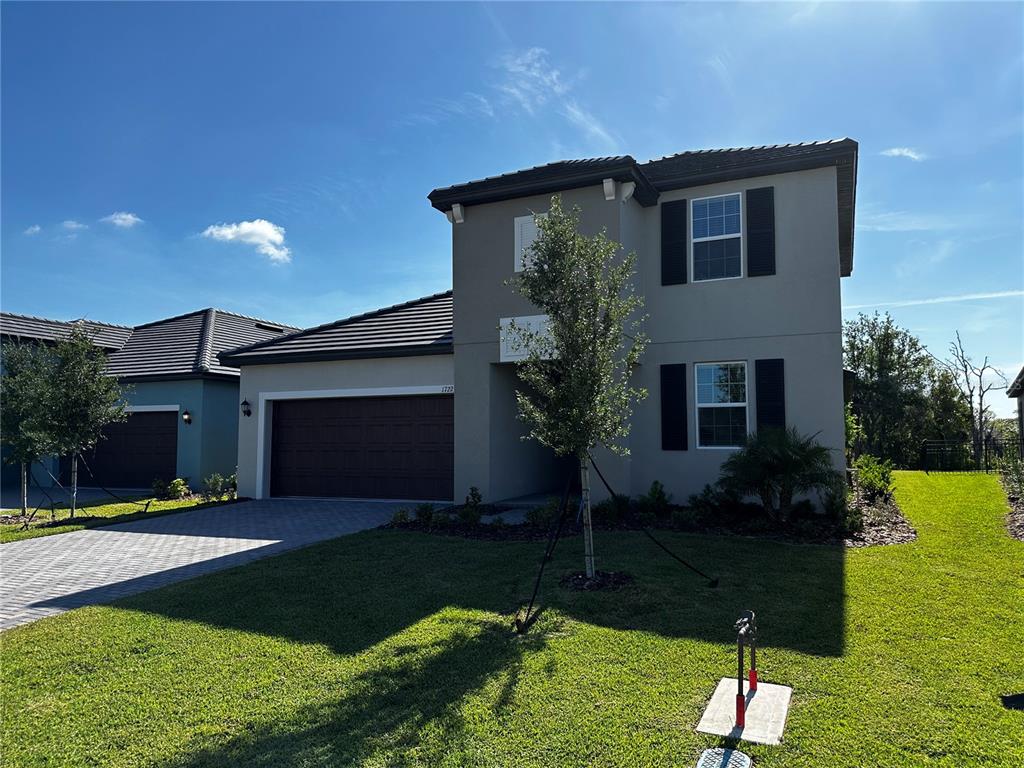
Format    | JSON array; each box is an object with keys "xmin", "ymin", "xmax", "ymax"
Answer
[
  {"xmin": 0, "ymin": 496, "xmax": 232, "ymax": 543},
  {"xmin": 2, "ymin": 472, "xmax": 1021, "ymax": 767}
]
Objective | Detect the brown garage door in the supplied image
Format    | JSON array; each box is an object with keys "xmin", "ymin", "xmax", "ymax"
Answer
[
  {"xmin": 270, "ymin": 395, "xmax": 453, "ymax": 500},
  {"xmin": 62, "ymin": 411, "xmax": 178, "ymax": 488}
]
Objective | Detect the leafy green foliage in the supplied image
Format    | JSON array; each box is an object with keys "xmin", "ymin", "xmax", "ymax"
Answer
[
  {"xmin": 507, "ymin": 196, "xmax": 647, "ymax": 461},
  {"xmin": 456, "ymin": 504, "xmax": 482, "ymax": 526},
  {"xmin": 525, "ymin": 496, "xmax": 565, "ymax": 529},
  {"xmin": 590, "ymin": 494, "xmax": 630, "ymax": 526},
  {"xmin": 413, "ymin": 503, "xmax": 435, "ymax": 525},
  {"xmin": 844, "ymin": 312, "xmax": 971, "ymax": 466},
  {"xmin": 200, "ymin": 473, "xmax": 234, "ymax": 502},
  {"xmin": 853, "ymin": 454, "xmax": 894, "ymax": 501},
  {"xmin": 390, "ymin": 508, "xmax": 410, "ymax": 525},
  {"xmin": 634, "ymin": 480, "xmax": 672, "ymax": 522},
  {"xmin": 164, "ymin": 478, "xmax": 191, "ymax": 500},
  {"xmin": 718, "ymin": 427, "xmax": 840, "ymax": 521},
  {"xmin": 0, "ymin": 342, "xmax": 53, "ymax": 467}
]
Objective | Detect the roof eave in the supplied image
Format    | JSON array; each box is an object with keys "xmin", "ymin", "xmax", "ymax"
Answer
[{"xmin": 220, "ymin": 344, "xmax": 454, "ymax": 367}]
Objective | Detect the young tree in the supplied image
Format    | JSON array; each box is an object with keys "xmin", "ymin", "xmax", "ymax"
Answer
[
  {"xmin": 934, "ymin": 331, "xmax": 1007, "ymax": 465},
  {"xmin": 46, "ymin": 326, "xmax": 128, "ymax": 516},
  {"xmin": 508, "ymin": 196, "xmax": 647, "ymax": 578},
  {"xmin": 0, "ymin": 342, "xmax": 54, "ymax": 514}
]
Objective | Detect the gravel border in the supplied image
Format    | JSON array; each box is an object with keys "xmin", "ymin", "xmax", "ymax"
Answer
[{"xmin": 1000, "ymin": 478, "xmax": 1024, "ymax": 543}]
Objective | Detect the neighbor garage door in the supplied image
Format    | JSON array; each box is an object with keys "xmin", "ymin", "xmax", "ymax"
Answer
[
  {"xmin": 63, "ymin": 411, "xmax": 178, "ymax": 488},
  {"xmin": 270, "ymin": 395, "xmax": 454, "ymax": 500}
]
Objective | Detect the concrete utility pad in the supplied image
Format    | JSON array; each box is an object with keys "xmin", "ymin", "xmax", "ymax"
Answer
[{"xmin": 696, "ymin": 678, "xmax": 792, "ymax": 746}]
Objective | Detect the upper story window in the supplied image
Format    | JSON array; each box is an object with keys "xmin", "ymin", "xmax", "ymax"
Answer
[
  {"xmin": 695, "ymin": 361, "xmax": 747, "ymax": 448},
  {"xmin": 692, "ymin": 193, "xmax": 742, "ymax": 282},
  {"xmin": 514, "ymin": 213, "xmax": 547, "ymax": 272}
]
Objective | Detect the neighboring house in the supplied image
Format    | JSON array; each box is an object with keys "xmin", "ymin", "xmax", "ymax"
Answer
[
  {"xmin": 0, "ymin": 313, "xmax": 132, "ymax": 489},
  {"xmin": 221, "ymin": 293, "xmax": 453, "ymax": 500},
  {"xmin": 1008, "ymin": 366, "xmax": 1024, "ymax": 455},
  {"xmin": 226, "ymin": 137, "xmax": 856, "ymax": 504},
  {"xmin": 0, "ymin": 309, "xmax": 296, "ymax": 491}
]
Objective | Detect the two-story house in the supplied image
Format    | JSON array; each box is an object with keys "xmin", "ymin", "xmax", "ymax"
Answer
[{"xmin": 225, "ymin": 138, "xmax": 856, "ymax": 504}]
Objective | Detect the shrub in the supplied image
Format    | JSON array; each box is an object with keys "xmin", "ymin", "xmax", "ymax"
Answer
[
  {"xmin": 997, "ymin": 455, "xmax": 1024, "ymax": 501},
  {"xmin": 853, "ymin": 454, "xmax": 893, "ymax": 501},
  {"xmin": 151, "ymin": 478, "xmax": 168, "ymax": 499},
  {"xmin": 201, "ymin": 473, "xmax": 229, "ymax": 502},
  {"xmin": 591, "ymin": 494, "xmax": 630, "ymax": 526},
  {"xmin": 457, "ymin": 504, "xmax": 482, "ymax": 526},
  {"xmin": 465, "ymin": 486, "xmax": 483, "ymax": 509},
  {"xmin": 431, "ymin": 510, "xmax": 452, "ymax": 528},
  {"xmin": 670, "ymin": 507, "xmax": 699, "ymax": 530},
  {"xmin": 634, "ymin": 480, "xmax": 672, "ymax": 521},
  {"xmin": 414, "ymin": 503, "xmax": 435, "ymax": 525},
  {"xmin": 718, "ymin": 427, "xmax": 840, "ymax": 522},
  {"xmin": 525, "ymin": 496, "xmax": 564, "ymax": 529},
  {"xmin": 391, "ymin": 508, "xmax": 410, "ymax": 524},
  {"xmin": 164, "ymin": 478, "xmax": 191, "ymax": 500}
]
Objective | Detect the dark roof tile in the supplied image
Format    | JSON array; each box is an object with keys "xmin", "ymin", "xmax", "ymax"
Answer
[
  {"xmin": 219, "ymin": 291, "xmax": 453, "ymax": 366},
  {"xmin": 0, "ymin": 312, "xmax": 133, "ymax": 350}
]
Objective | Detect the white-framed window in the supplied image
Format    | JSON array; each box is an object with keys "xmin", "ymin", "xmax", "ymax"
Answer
[
  {"xmin": 692, "ymin": 193, "xmax": 742, "ymax": 282},
  {"xmin": 514, "ymin": 213, "xmax": 547, "ymax": 272},
  {"xmin": 695, "ymin": 361, "xmax": 748, "ymax": 448}
]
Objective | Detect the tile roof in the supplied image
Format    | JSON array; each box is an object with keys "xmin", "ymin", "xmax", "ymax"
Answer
[
  {"xmin": 1008, "ymin": 366, "xmax": 1024, "ymax": 398},
  {"xmin": 104, "ymin": 309, "xmax": 298, "ymax": 380},
  {"xmin": 428, "ymin": 138, "xmax": 858, "ymax": 275},
  {"xmin": 219, "ymin": 291, "xmax": 453, "ymax": 366},
  {"xmin": 0, "ymin": 312, "xmax": 133, "ymax": 350}
]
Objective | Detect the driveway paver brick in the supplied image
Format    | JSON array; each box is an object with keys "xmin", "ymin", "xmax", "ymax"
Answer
[{"xmin": 0, "ymin": 499, "xmax": 402, "ymax": 631}]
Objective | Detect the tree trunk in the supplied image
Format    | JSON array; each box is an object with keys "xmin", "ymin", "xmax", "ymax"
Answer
[
  {"xmin": 20, "ymin": 462, "xmax": 28, "ymax": 516},
  {"xmin": 70, "ymin": 454, "xmax": 78, "ymax": 518},
  {"xmin": 580, "ymin": 457, "xmax": 595, "ymax": 579}
]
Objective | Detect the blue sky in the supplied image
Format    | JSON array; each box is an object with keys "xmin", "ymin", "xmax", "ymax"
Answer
[{"xmin": 2, "ymin": 2, "xmax": 1021, "ymax": 414}]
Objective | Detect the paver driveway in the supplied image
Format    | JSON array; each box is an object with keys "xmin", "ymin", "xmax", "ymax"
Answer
[{"xmin": 0, "ymin": 499, "xmax": 404, "ymax": 631}]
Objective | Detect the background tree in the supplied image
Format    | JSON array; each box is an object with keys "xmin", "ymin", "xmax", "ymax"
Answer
[
  {"xmin": 509, "ymin": 196, "xmax": 647, "ymax": 578},
  {"xmin": 934, "ymin": 331, "xmax": 1007, "ymax": 464},
  {"xmin": 0, "ymin": 342, "xmax": 54, "ymax": 514},
  {"xmin": 45, "ymin": 326, "xmax": 128, "ymax": 516},
  {"xmin": 843, "ymin": 312, "xmax": 934, "ymax": 466},
  {"xmin": 924, "ymin": 367, "xmax": 973, "ymax": 442}
]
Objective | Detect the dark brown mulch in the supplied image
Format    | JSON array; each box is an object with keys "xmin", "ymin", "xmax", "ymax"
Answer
[
  {"xmin": 559, "ymin": 570, "xmax": 635, "ymax": 591},
  {"xmin": 844, "ymin": 495, "xmax": 917, "ymax": 548},
  {"xmin": 1000, "ymin": 479, "xmax": 1024, "ymax": 543},
  {"xmin": 384, "ymin": 520, "xmax": 559, "ymax": 541}
]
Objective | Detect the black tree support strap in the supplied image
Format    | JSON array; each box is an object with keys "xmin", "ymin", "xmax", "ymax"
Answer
[
  {"xmin": 17, "ymin": 468, "xmax": 57, "ymax": 530},
  {"xmin": 515, "ymin": 470, "xmax": 575, "ymax": 634},
  {"xmin": 76, "ymin": 453, "xmax": 153, "ymax": 512},
  {"xmin": 587, "ymin": 455, "xmax": 719, "ymax": 588}
]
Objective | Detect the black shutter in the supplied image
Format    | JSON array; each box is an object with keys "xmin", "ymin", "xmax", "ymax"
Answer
[
  {"xmin": 755, "ymin": 358, "xmax": 786, "ymax": 432},
  {"xmin": 661, "ymin": 200, "xmax": 688, "ymax": 285},
  {"xmin": 746, "ymin": 187, "xmax": 775, "ymax": 277},
  {"xmin": 660, "ymin": 363, "xmax": 688, "ymax": 450}
]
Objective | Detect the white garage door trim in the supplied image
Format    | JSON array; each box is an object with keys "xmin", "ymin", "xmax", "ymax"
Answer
[{"xmin": 254, "ymin": 384, "xmax": 454, "ymax": 499}]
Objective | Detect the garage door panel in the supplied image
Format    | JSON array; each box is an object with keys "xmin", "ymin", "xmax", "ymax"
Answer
[
  {"xmin": 270, "ymin": 395, "xmax": 453, "ymax": 500},
  {"xmin": 62, "ymin": 411, "xmax": 178, "ymax": 488}
]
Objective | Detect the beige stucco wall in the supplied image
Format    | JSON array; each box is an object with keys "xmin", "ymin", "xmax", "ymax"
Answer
[
  {"xmin": 450, "ymin": 166, "xmax": 846, "ymax": 504},
  {"xmin": 235, "ymin": 354, "xmax": 453, "ymax": 499}
]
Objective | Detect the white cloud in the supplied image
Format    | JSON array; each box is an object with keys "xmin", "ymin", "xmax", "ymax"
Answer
[
  {"xmin": 101, "ymin": 211, "xmax": 143, "ymax": 228},
  {"xmin": 497, "ymin": 47, "xmax": 570, "ymax": 115},
  {"xmin": 844, "ymin": 289, "xmax": 1024, "ymax": 310},
  {"xmin": 856, "ymin": 210, "xmax": 955, "ymax": 232},
  {"xmin": 561, "ymin": 101, "xmax": 617, "ymax": 150},
  {"xmin": 881, "ymin": 147, "xmax": 927, "ymax": 161},
  {"xmin": 399, "ymin": 92, "xmax": 494, "ymax": 127},
  {"xmin": 62, "ymin": 220, "xmax": 87, "ymax": 230},
  {"xmin": 23, "ymin": 224, "xmax": 41, "ymax": 236},
  {"xmin": 201, "ymin": 219, "xmax": 292, "ymax": 264}
]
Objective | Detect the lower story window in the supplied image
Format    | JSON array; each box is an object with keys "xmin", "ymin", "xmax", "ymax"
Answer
[{"xmin": 696, "ymin": 361, "xmax": 747, "ymax": 447}]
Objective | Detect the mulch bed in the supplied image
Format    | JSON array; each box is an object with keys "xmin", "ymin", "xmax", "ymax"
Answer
[
  {"xmin": 1000, "ymin": 478, "xmax": 1024, "ymax": 543},
  {"xmin": 844, "ymin": 495, "xmax": 917, "ymax": 548},
  {"xmin": 386, "ymin": 519, "xmax": 555, "ymax": 541},
  {"xmin": 559, "ymin": 570, "xmax": 634, "ymax": 591}
]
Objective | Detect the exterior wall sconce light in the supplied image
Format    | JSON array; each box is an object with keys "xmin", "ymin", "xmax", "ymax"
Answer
[
  {"xmin": 241, "ymin": 400, "xmax": 252, "ymax": 418},
  {"xmin": 181, "ymin": 409, "xmax": 193, "ymax": 425}
]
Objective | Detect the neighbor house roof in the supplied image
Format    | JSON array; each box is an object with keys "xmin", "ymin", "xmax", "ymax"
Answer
[
  {"xmin": 219, "ymin": 291, "xmax": 453, "ymax": 366},
  {"xmin": 1008, "ymin": 366, "xmax": 1024, "ymax": 398},
  {"xmin": 428, "ymin": 138, "xmax": 858, "ymax": 276},
  {"xmin": 0, "ymin": 312, "xmax": 133, "ymax": 350},
  {"xmin": 106, "ymin": 309, "xmax": 298, "ymax": 380}
]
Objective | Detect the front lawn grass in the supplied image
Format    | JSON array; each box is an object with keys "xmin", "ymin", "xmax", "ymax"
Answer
[
  {"xmin": 0, "ymin": 496, "xmax": 233, "ymax": 543},
  {"xmin": 2, "ymin": 472, "xmax": 1021, "ymax": 767}
]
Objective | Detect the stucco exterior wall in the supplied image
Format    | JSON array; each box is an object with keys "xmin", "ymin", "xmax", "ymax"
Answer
[
  {"xmin": 449, "ymin": 166, "xmax": 846, "ymax": 504},
  {"xmin": 235, "ymin": 355, "xmax": 454, "ymax": 499}
]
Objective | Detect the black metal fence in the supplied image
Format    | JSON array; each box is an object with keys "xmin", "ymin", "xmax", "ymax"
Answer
[{"xmin": 920, "ymin": 438, "xmax": 1020, "ymax": 473}]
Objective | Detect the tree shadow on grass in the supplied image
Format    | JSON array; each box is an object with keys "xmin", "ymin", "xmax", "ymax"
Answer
[
  {"xmin": 117, "ymin": 526, "xmax": 844, "ymax": 659},
  {"xmin": 157, "ymin": 615, "xmax": 548, "ymax": 768}
]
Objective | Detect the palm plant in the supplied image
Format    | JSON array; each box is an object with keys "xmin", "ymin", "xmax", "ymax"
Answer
[{"xmin": 718, "ymin": 427, "xmax": 840, "ymax": 522}]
